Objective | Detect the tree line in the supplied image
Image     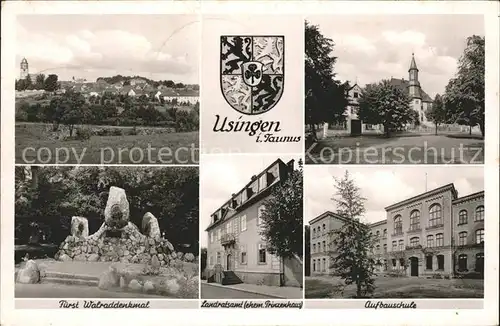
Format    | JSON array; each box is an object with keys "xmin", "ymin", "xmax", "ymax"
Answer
[
  {"xmin": 15, "ymin": 74, "xmax": 59, "ymax": 92},
  {"xmin": 305, "ymin": 20, "xmax": 485, "ymax": 138},
  {"xmin": 97, "ymin": 75, "xmax": 199, "ymax": 90},
  {"xmin": 15, "ymin": 166, "xmax": 199, "ymax": 254},
  {"xmin": 16, "ymin": 90, "xmax": 200, "ymax": 135}
]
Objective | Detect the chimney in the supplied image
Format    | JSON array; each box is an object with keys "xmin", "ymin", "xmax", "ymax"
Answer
[{"xmin": 251, "ymin": 175, "xmax": 257, "ymax": 181}]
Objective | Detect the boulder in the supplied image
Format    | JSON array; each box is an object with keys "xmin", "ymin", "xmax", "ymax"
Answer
[
  {"xmin": 104, "ymin": 186, "xmax": 130, "ymax": 226},
  {"xmin": 98, "ymin": 270, "xmax": 119, "ymax": 290},
  {"xmin": 71, "ymin": 216, "xmax": 89, "ymax": 238},
  {"xmin": 184, "ymin": 253, "xmax": 195, "ymax": 262},
  {"xmin": 143, "ymin": 280, "xmax": 155, "ymax": 292},
  {"xmin": 16, "ymin": 260, "xmax": 40, "ymax": 284},
  {"xmin": 164, "ymin": 279, "xmax": 180, "ymax": 294},
  {"xmin": 88, "ymin": 254, "xmax": 99, "ymax": 262},
  {"xmin": 129, "ymin": 279, "xmax": 142, "ymax": 291},
  {"xmin": 141, "ymin": 212, "xmax": 161, "ymax": 239},
  {"xmin": 58, "ymin": 254, "xmax": 72, "ymax": 262}
]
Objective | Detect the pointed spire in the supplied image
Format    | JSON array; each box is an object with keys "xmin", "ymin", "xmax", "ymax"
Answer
[{"xmin": 409, "ymin": 53, "xmax": 418, "ymax": 71}]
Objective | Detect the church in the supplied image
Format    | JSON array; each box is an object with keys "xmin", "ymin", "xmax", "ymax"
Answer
[
  {"xmin": 19, "ymin": 57, "xmax": 42, "ymax": 82},
  {"xmin": 344, "ymin": 54, "xmax": 434, "ymax": 135}
]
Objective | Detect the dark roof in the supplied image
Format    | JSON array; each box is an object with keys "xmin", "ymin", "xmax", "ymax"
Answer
[
  {"xmin": 409, "ymin": 54, "xmax": 418, "ymax": 71},
  {"xmin": 389, "ymin": 78, "xmax": 433, "ymax": 102},
  {"xmin": 452, "ymin": 190, "xmax": 485, "ymax": 205}
]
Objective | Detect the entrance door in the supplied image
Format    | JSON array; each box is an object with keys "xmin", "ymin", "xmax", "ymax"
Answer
[
  {"xmin": 351, "ymin": 120, "xmax": 362, "ymax": 136},
  {"xmin": 475, "ymin": 253, "xmax": 484, "ymax": 275},
  {"xmin": 226, "ymin": 254, "xmax": 233, "ymax": 271},
  {"xmin": 410, "ymin": 257, "xmax": 419, "ymax": 276}
]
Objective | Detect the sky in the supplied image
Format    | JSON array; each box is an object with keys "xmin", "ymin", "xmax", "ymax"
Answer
[
  {"xmin": 306, "ymin": 15, "xmax": 484, "ymax": 98},
  {"xmin": 200, "ymin": 155, "xmax": 300, "ymax": 247},
  {"xmin": 305, "ymin": 166, "xmax": 484, "ymax": 225},
  {"xmin": 16, "ymin": 15, "xmax": 200, "ymax": 84}
]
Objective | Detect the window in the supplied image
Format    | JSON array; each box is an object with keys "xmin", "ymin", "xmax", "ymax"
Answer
[
  {"xmin": 322, "ymin": 241, "xmax": 326, "ymax": 252},
  {"xmin": 383, "ymin": 244, "xmax": 387, "ymax": 252},
  {"xmin": 437, "ymin": 254, "xmax": 444, "ymax": 270},
  {"xmin": 312, "ymin": 259, "xmax": 316, "ymax": 272},
  {"xmin": 376, "ymin": 244, "xmax": 380, "ymax": 252},
  {"xmin": 394, "ymin": 215, "xmax": 402, "ymax": 234},
  {"xmin": 436, "ymin": 233, "xmax": 444, "ymax": 247},
  {"xmin": 383, "ymin": 259, "xmax": 388, "ymax": 271},
  {"xmin": 322, "ymin": 223, "xmax": 326, "ymax": 234},
  {"xmin": 458, "ymin": 210, "xmax": 468, "ymax": 224},
  {"xmin": 258, "ymin": 174, "xmax": 267, "ymax": 191},
  {"xmin": 353, "ymin": 92, "xmax": 359, "ymax": 98},
  {"xmin": 257, "ymin": 205, "xmax": 265, "ymax": 226},
  {"xmin": 240, "ymin": 215, "xmax": 247, "ymax": 231},
  {"xmin": 313, "ymin": 244, "xmax": 316, "ymax": 253},
  {"xmin": 312, "ymin": 228, "xmax": 316, "ymax": 238},
  {"xmin": 226, "ymin": 221, "xmax": 231, "ymax": 235},
  {"xmin": 410, "ymin": 237, "xmax": 420, "ymax": 247},
  {"xmin": 392, "ymin": 259, "xmax": 396, "ymax": 268},
  {"xmin": 425, "ymin": 255, "xmax": 433, "ymax": 270},
  {"xmin": 409, "ymin": 210, "xmax": 421, "ymax": 231},
  {"xmin": 216, "ymin": 229, "xmax": 220, "ymax": 241},
  {"xmin": 458, "ymin": 232, "xmax": 467, "ymax": 246},
  {"xmin": 392, "ymin": 241, "xmax": 397, "ymax": 251},
  {"xmin": 475, "ymin": 229, "xmax": 484, "ymax": 244},
  {"xmin": 383, "ymin": 229, "xmax": 387, "ymax": 237},
  {"xmin": 233, "ymin": 217, "xmax": 239, "ymax": 234},
  {"xmin": 399, "ymin": 258, "xmax": 405, "ymax": 270},
  {"xmin": 376, "ymin": 230, "xmax": 380, "ymax": 237},
  {"xmin": 429, "ymin": 204, "xmax": 443, "ymax": 227},
  {"xmin": 210, "ymin": 232, "xmax": 214, "ymax": 243},
  {"xmin": 241, "ymin": 190, "xmax": 247, "ymax": 203},
  {"xmin": 322, "ymin": 258, "xmax": 326, "ymax": 272},
  {"xmin": 398, "ymin": 240, "xmax": 404, "ymax": 251},
  {"xmin": 427, "ymin": 235, "xmax": 434, "ymax": 248},
  {"xmin": 209, "ymin": 255, "xmax": 213, "ymax": 265},
  {"xmin": 216, "ymin": 252, "xmax": 221, "ymax": 264},
  {"xmin": 475, "ymin": 253, "xmax": 484, "ymax": 273},
  {"xmin": 240, "ymin": 245, "xmax": 247, "ymax": 264},
  {"xmin": 475, "ymin": 206, "xmax": 484, "ymax": 221},
  {"xmin": 458, "ymin": 254, "xmax": 467, "ymax": 271},
  {"xmin": 258, "ymin": 244, "xmax": 267, "ymax": 264}
]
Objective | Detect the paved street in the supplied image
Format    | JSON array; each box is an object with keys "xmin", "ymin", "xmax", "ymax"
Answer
[
  {"xmin": 15, "ymin": 283, "xmax": 164, "ymax": 298},
  {"xmin": 201, "ymin": 283, "xmax": 277, "ymax": 299}
]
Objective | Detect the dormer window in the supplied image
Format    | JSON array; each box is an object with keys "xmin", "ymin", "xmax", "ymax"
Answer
[
  {"xmin": 258, "ymin": 174, "xmax": 267, "ymax": 191},
  {"xmin": 353, "ymin": 92, "xmax": 359, "ymax": 98},
  {"xmin": 246, "ymin": 187, "xmax": 255, "ymax": 199},
  {"xmin": 266, "ymin": 171, "xmax": 276, "ymax": 185}
]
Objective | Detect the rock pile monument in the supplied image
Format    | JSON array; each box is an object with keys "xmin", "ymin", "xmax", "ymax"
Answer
[{"xmin": 55, "ymin": 186, "xmax": 179, "ymax": 265}]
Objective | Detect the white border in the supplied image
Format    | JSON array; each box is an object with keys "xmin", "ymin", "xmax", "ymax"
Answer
[{"xmin": 2, "ymin": 1, "xmax": 499, "ymax": 326}]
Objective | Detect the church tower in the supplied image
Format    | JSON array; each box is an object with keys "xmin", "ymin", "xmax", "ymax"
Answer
[
  {"xmin": 408, "ymin": 53, "xmax": 421, "ymax": 99},
  {"xmin": 20, "ymin": 58, "xmax": 29, "ymax": 79}
]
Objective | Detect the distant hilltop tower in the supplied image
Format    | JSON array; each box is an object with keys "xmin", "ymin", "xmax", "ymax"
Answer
[{"xmin": 20, "ymin": 57, "xmax": 29, "ymax": 79}]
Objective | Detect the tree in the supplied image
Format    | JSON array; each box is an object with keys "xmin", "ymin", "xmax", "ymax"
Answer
[
  {"xmin": 200, "ymin": 247, "xmax": 207, "ymax": 278},
  {"xmin": 44, "ymin": 74, "xmax": 59, "ymax": 92},
  {"xmin": 35, "ymin": 74, "xmax": 46, "ymax": 90},
  {"xmin": 305, "ymin": 21, "xmax": 348, "ymax": 134},
  {"xmin": 426, "ymin": 94, "xmax": 447, "ymax": 135},
  {"xmin": 259, "ymin": 159, "xmax": 303, "ymax": 258},
  {"xmin": 330, "ymin": 171, "xmax": 378, "ymax": 298},
  {"xmin": 444, "ymin": 35, "xmax": 485, "ymax": 137},
  {"xmin": 358, "ymin": 80, "xmax": 412, "ymax": 137},
  {"xmin": 305, "ymin": 225, "xmax": 311, "ymax": 276}
]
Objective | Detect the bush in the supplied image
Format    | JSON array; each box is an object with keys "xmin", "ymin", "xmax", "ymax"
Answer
[
  {"xmin": 111, "ymin": 129, "xmax": 123, "ymax": 136},
  {"xmin": 432, "ymin": 273, "xmax": 443, "ymax": 279},
  {"xmin": 75, "ymin": 128, "xmax": 93, "ymax": 140},
  {"xmin": 456, "ymin": 271, "xmax": 483, "ymax": 279},
  {"xmin": 128, "ymin": 127, "xmax": 138, "ymax": 136}
]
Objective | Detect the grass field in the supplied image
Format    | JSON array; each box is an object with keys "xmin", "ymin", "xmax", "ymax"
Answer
[
  {"xmin": 306, "ymin": 133, "xmax": 484, "ymax": 164},
  {"xmin": 305, "ymin": 276, "xmax": 484, "ymax": 298},
  {"xmin": 16, "ymin": 123, "xmax": 199, "ymax": 164}
]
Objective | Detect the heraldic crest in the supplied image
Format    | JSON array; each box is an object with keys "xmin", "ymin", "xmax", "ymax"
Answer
[{"xmin": 220, "ymin": 36, "xmax": 285, "ymax": 115}]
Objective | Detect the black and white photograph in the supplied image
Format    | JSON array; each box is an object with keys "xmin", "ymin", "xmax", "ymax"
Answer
[
  {"xmin": 304, "ymin": 166, "xmax": 484, "ymax": 299},
  {"xmin": 14, "ymin": 166, "xmax": 199, "ymax": 299},
  {"xmin": 200, "ymin": 155, "xmax": 303, "ymax": 299},
  {"xmin": 305, "ymin": 15, "xmax": 485, "ymax": 164},
  {"xmin": 15, "ymin": 15, "xmax": 200, "ymax": 165}
]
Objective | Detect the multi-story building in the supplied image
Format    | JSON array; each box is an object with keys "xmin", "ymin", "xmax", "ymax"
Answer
[
  {"xmin": 310, "ymin": 184, "xmax": 485, "ymax": 277},
  {"xmin": 205, "ymin": 158, "xmax": 302, "ymax": 287},
  {"xmin": 309, "ymin": 211, "xmax": 348, "ymax": 275}
]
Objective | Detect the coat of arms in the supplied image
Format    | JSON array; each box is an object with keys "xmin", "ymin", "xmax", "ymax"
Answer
[{"xmin": 220, "ymin": 36, "xmax": 284, "ymax": 115}]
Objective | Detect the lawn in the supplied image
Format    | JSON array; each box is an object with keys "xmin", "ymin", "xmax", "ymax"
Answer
[
  {"xmin": 305, "ymin": 276, "xmax": 484, "ymax": 298},
  {"xmin": 305, "ymin": 134, "xmax": 484, "ymax": 164},
  {"xmin": 16, "ymin": 124, "xmax": 199, "ymax": 164}
]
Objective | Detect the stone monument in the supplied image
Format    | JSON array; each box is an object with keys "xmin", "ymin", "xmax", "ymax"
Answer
[{"xmin": 55, "ymin": 186, "xmax": 176, "ymax": 266}]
